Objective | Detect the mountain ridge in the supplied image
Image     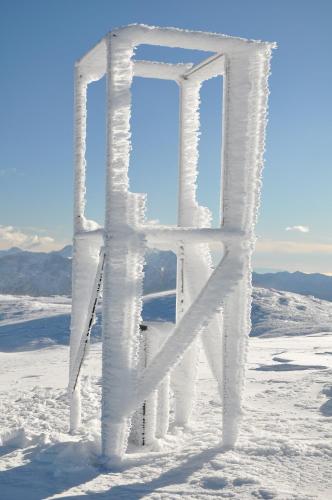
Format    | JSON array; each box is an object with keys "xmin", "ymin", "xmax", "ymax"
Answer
[
  {"xmin": 253, "ymin": 270, "xmax": 332, "ymax": 301},
  {"xmin": 0, "ymin": 246, "xmax": 331, "ymax": 301}
]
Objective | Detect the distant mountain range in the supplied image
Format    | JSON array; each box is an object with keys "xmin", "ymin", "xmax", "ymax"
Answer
[
  {"xmin": 0, "ymin": 248, "xmax": 72, "ymax": 296},
  {"xmin": 253, "ymin": 271, "xmax": 332, "ymax": 302},
  {"xmin": 0, "ymin": 246, "xmax": 176, "ymax": 297},
  {"xmin": 0, "ymin": 246, "xmax": 331, "ymax": 301},
  {"xmin": 0, "ymin": 247, "xmax": 24, "ymax": 257}
]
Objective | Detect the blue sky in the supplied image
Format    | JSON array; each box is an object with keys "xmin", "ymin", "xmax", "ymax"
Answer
[{"xmin": 0, "ymin": 0, "xmax": 331, "ymax": 273}]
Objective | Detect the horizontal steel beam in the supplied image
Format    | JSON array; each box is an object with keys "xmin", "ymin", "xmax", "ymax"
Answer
[
  {"xmin": 181, "ymin": 53, "xmax": 224, "ymax": 81},
  {"xmin": 140, "ymin": 225, "xmax": 247, "ymax": 245},
  {"xmin": 75, "ymin": 226, "xmax": 248, "ymax": 246}
]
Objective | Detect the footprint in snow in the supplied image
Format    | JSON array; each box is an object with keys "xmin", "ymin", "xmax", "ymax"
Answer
[
  {"xmin": 254, "ymin": 363, "xmax": 327, "ymax": 372},
  {"xmin": 201, "ymin": 476, "xmax": 228, "ymax": 489},
  {"xmin": 320, "ymin": 385, "xmax": 332, "ymax": 417}
]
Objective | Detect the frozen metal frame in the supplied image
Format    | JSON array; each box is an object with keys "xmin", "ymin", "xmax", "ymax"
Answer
[{"xmin": 70, "ymin": 24, "xmax": 274, "ymax": 464}]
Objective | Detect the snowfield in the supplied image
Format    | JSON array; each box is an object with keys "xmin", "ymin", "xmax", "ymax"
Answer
[
  {"xmin": 143, "ymin": 288, "xmax": 332, "ymax": 339},
  {"xmin": 0, "ymin": 289, "xmax": 331, "ymax": 499}
]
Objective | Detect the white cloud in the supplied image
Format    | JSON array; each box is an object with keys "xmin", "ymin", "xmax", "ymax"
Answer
[
  {"xmin": 285, "ymin": 225, "xmax": 310, "ymax": 233},
  {"xmin": 0, "ymin": 225, "xmax": 57, "ymax": 252},
  {"xmin": 256, "ymin": 239, "xmax": 332, "ymax": 255},
  {"xmin": 25, "ymin": 235, "xmax": 55, "ymax": 249}
]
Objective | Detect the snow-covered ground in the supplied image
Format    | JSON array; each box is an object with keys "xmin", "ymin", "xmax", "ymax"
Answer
[
  {"xmin": 0, "ymin": 290, "xmax": 331, "ymax": 499},
  {"xmin": 143, "ymin": 288, "xmax": 332, "ymax": 338}
]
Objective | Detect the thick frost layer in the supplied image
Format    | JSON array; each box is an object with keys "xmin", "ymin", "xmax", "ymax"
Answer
[
  {"xmin": 172, "ymin": 80, "xmax": 202, "ymax": 426},
  {"xmin": 172, "ymin": 79, "xmax": 224, "ymax": 426},
  {"xmin": 131, "ymin": 246, "xmax": 246, "ymax": 413},
  {"xmin": 69, "ymin": 228, "xmax": 102, "ymax": 431},
  {"xmin": 77, "ymin": 25, "xmax": 275, "ymax": 83},
  {"xmin": 220, "ymin": 45, "xmax": 273, "ymax": 446},
  {"xmin": 71, "ymin": 24, "xmax": 275, "ymax": 462},
  {"xmin": 130, "ymin": 322, "xmax": 173, "ymax": 446},
  {"xmin": 101, "ymin": 35, "xmax": 147, "ymax": 462}
]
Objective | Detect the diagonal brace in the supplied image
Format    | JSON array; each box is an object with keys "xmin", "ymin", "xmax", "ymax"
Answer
[{"xmin": 123, "ymin": 244, "xmax": 248, "ymax": 415}]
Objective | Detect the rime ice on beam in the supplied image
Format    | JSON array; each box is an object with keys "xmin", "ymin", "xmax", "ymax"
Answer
[
  {"xmin": 220, "ymin": 45, "xmax": 274, "ymax": 447},
  {"xmin": 70, "ymin": 24, "xmax": 275, "ymax": 464},
  {"xmin": 70, "ymin": 61, "xmax": 104, "ymax": 432}
]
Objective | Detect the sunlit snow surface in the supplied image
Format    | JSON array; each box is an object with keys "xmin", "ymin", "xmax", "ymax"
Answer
[{"xmin": 0, "ymin": 290, "xmax": 332, "ymax": 499}]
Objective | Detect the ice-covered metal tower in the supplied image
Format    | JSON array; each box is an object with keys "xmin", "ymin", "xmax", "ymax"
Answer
[{"xmin": 68, "ymin": 24, "xmax": 275, "ymax": 465}]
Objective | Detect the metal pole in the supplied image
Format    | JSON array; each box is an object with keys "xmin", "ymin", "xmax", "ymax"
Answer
[{"xmin": 69, "ymin": 67, "xmax": 88, "ymax": 432}]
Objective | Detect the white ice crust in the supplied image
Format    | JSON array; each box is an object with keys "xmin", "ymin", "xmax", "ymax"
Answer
[{"xmin": 69, "ymin": 24, "xmax": 275, "ymax": 464}]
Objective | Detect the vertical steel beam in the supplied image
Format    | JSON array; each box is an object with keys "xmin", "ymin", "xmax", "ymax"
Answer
[
  {"xmin": 101, "ymin": 33, "xmax": 136, "ymax": 463},
  {"xmin": 221, "ymin": 47, "xmax": 272, "ymax": 447},
  {"xmin": 173, "ymin": 81, "xmax": 201, "ymax": 426},
  {"xmin": 69, "ymin": 67, "xmax": 88, "ymax": 432}
]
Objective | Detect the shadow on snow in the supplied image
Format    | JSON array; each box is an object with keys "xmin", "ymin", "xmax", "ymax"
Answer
[
  {"xmin": 0, "ymin": 441, "xmax": 228, "ymax": 499},
  {"xmin": 0, "ymin": 314, "xmax": 102, "ymax": 353}
]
